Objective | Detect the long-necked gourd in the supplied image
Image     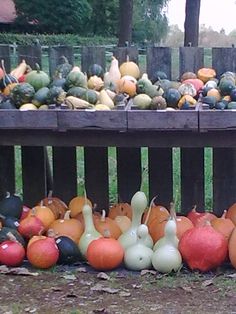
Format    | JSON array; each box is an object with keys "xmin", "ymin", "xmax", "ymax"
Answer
[
  {"xmin": 151, "ymin": 203, "xmax": 182, "ymax": 273},
  {"xmin": 124, "ymin": 224, "xmax": 153, "ymax": 271},
  {"xmin": 78, "ymin": 204, "xmax": 101, "ymax": 258}
]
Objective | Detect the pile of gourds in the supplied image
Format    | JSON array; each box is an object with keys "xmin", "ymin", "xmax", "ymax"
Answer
[
  {"xmin": 1, "ymin": 54, "xmax": 236, "ymax": 111},
  {"xmin": 0, "ymin": 190, "xmax": 236, "ymax": 273}
]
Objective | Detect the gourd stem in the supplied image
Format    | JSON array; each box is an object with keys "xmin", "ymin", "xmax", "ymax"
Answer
[
  {"xmin": 144, "ymin": 195, "xmax": 158, "ymax": 225},
  {"xmin": 100, "ymin": 210, "xmax": 106, "ymax": 222},
  {"xmin": 63, "ymin": 210, "xmax": 71, "ymax": 220},
  {"xmin": 47, "ymin": 190, "xmax": 53, "ymax": 198},
  {"xmin": 139, "ymin": 166, "xmax": 148, "ymax": 192}
]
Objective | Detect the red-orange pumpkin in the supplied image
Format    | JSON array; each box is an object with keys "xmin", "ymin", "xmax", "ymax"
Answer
[
  {"xmin": 229, "ymin": 227, "xmax": 236, "ymax": 268},
  {"xmin": 39, "ymin": 193, "xmax": 68, "ymax": 219},
  {"xmin": 142, "ymin": 204, "xmax": 169, "ymax": 229},
  {"xmin": 226, "ymin": 203, "xmax": 236, "ymax": 225},
  {"xmin": 94, "ymin": 210, "xmax": 122, "ymax": 239},
  {"xmin": 116, "ymin": 77, "xmax": 137, "ymax": 97},
  {"xmin": 175, "ymin": 215, "xmax": 194, "ymax": 239},
  {"xmin": 87, "ymin": 237, "xmax": 124, "ymax": 271},
  {"xmin": 211, "ymin": 210, "xmax": 235, "ymax": 241},
  {"xmin": 28, "ymin": 204, "xmax": 55, "ymax": 231},
  {"xmin": 108, "ymin": 203, "xmax": 132, "ymax": 220}
]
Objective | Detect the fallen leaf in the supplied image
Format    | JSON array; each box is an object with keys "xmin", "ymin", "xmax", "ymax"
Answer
[
  {"xmin": 0, "ymin": 266, "xmax": 39, "ymax": 276},
  {"xmin": 132, "ymin": 284, "xmax": 142, "ymax": 289},
  {"xmin": 65, "ymin": 293, "xmax": 78, "ymax": 298},
  {"xmin": 93, "ymin": 308, "xmax": 109, "ymax": 313},
  {"xmin": 181, "ymin": 286, "xmax": 193, "ymax": 293},
  {"xmin": 97, "ymin": 272, "xmax": 110, "ymax": 280},
  {"xmin": 202, "ymin": 279, "xmax": 214, "ymax": 287},
  {"xmin": 119, "ymin": 291, "xmax": 131, "ymax": 297},
  {"xmin": 91, "ymin": 284, "xmax": 119, "ymax": 294},
  {"xmin": 226, "ymin": 273, "xmax": 236, "ymax": 278},
  {"xmin": 62, "ymin": 274, "xmax": 77, "ymax": 280},
  {"xmin": 76, "ymin": 267, "xmax": 87, "ymax": 273},
  {"xmin": 140, "ymin": 269, "xmax": 157, "ymax": 276}
]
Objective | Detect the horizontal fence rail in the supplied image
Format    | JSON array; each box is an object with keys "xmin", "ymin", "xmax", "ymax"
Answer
[{"xmin": 0, "ymin": 44, "xmax": 236, "ymax": 215}]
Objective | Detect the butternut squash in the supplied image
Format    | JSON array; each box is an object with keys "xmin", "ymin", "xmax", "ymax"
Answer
[{"xmin": 10, "ymin": 60, "xmax": 28, "ymax": 79}]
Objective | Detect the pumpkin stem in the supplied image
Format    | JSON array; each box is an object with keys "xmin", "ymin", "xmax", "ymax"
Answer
[
  {"xmin": 192, "ymin": 204, "xmax": 197, "ymax": 213},
  {"xmin": 6, "ymin": 232, "xmax": 18, "ymax": 243},
  {"xmin": 103, "ymin": 228, "xmax": 111, "ymax": 238},
  {"xmin": 35, "ymin": 63, "xmax": 41, "ymax": 73},
  {"xmin": 63, "ymin": 210, "xmax": 71, "ymax": 220},
  {"xmin": 5, "ymin": 191, "xmax": 11, "ymax": 198},
  {"xmin": 47, "ymin": 228, "xmax": 56, "ymax": 238},
  {"xmin": 47, "ymin": 190, "xmax": 53, "ymax": 198},
  {"xmin": 170, "ymin": 202, "xmax": 176, "ymax": 220},
  {"xmin": 126, "ymin": 55, "xmax": 130, "ymax": 62},
  {"xmin": 221, "ymin": 210, "xmax": 227, "ymax": 219}
]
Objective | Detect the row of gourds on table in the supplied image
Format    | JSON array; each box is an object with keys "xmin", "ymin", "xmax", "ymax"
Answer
[
  {"xmin": 0, "ymin": 191, "xmax": 236, "ymax": 273},
  {"xmin": 1, "ymin": 53, "xmax": 236, "ymax": 111}
]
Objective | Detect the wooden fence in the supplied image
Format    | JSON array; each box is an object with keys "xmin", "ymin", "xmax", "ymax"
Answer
[{"xmin": 1, "ymin": 44, "xmax": 236, "ymax": 215}]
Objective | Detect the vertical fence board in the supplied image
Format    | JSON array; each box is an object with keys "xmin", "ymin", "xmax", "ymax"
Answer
[
  {"xmin": 146, "ymin": 47, "xmax": 172, "ymax": 80},
  {"xmin": 213, "ymin": 149, "xmax": 236, "ymax": 215},
  {"xmin": 21, "ymin": 147, "xmax": 47, "ymax": 206},
  {"xmin": 114, "ymin": 46, "xmax": 141, "ymax": 203},
  {"xmin": 81, "ymin": 46, "xmax": 106, "ymax": 73},
  {"xmin": 48, "ymin": 46, "xmax": 74, "ymax": 78},
  {"xmin": 148, "ymin": 148, "xmax": 173, "ymax": 208},
  {"xmin": 0, "ymin": 146, "xmax": 15, "ymax": 199},
  {"xmin": 84, "ymin": 147, "xmax": 109, "ymax": 211},
  {"xmin": 179, "ymin": 47, "xmax": 205, "ymax": 213},
  {"xmin": 212, "ymin": 47, "xmax": 236, "ymax": 77},
  {"xmin": 52, "ymin": 147, "xmax": 77, "ymax": 204},
  {"xmin": 146, "ymin": 47, "xmax": 173, "ymax": 206},
  {"xmin": 113, "ymin": 46, "xmax": 139, "ymax": 64},
  {"xmin": 212, "ymin": 47, "xmax": 236, "ymax": 214},
  {"xmin": 116, "ymin": 147, "xmax": 142, "ymax": 203},
  {"xmin": 0, "ymin": 45, "xmax": 11, "ymax": 72},
  {"xmin": 17, "ymin": 45, "xmax": 42, "ymax": 69},
  {"xmin": 179, "ymin": 47, "xmax": 204, "ymax": 76},
  {"xmin": 181, "ymin": 148, "xmax": 204, "ymax": 213}
]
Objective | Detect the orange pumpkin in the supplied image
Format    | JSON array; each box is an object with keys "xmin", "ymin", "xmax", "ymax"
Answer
[
  {"xmin": 116, "ymin": 77, "xmax": 137, "ymax": 97},
  {"xmin": 175, "ymin": 216, "xmax": 194, "ymax": 239},
  {"xmin": 142, "ymin": 204, "xmax": 169, "ymax": 228},
  {"xmin": 211, "ymin": 210, "xmax": 235, "ymax": 241},
  {"xmin": 226, "ymin": 203, "xmax": 236, "ymax": 225},
  {"xmin": 28, "ymin": 204, "xmax": 55, "ymax": 230},
  {"xmin": 149, "ymin": 217, "xmax": 167, "ymax": 243},
  {"xmin": 69, "ymin": 196, "xmax": 93, "ymax": 218},
  {"xmin": 27, "ymin": 235, "xmax": 47, "ymax": 248},
  {"xmin": 108, "ymin": 202, "xmax": 132, "ymax": 220},
  {"xmin": 197, "ymin": 67, "xmax": 216, "ymax": 83},
  {"xmin": 94, "ymin": 210, "xmax": 122, "ymax": 239},
  {"xmin": 47, "ymin": 210, "xmax": 84, "ymax": 243},
  {"xmin": 119, "ymin": 57, "xmax": 140, "ymax": 79},
  {"xmin": 87, "ymin": 237, "xmax": 124, "ymax": 271},
  {"xmin": 229, "ymin": 226, "xmax": 236, "ymax": 268},
  {"xmin": 207, "ymin": 88, "xmax": 221, "ymax": 101}
]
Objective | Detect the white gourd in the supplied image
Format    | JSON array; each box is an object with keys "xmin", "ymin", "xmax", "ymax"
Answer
[
  {"xmin": 152, "ymin": 203, "xmax": 182, "ymax": 273},
  {"xmin": 124, "ymin": 224, "xmax": 153, "ymax": 271},
  {"xmin": 78, "ymin": 204, "xmax": 102, "ymax": 258},
  {"xmin": 118, "ymin": 191, "xmax": 149, "ymax": 250}
]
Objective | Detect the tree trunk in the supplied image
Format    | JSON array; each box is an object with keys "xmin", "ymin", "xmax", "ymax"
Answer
[
  {"xmin": 184, "ymin": 0, "xmax": 201, "ymax": 47},
  {"xmin": 118, "ymin": 0, "xmax": 133, "ymax": 47}
]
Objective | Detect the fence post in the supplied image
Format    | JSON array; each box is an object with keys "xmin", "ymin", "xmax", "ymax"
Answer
[{"xmin": 48, "ymin": 45, "xmax": 74, "ymax": 78}]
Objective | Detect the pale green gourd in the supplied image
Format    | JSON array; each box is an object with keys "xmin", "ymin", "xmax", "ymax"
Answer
[
  {"xmin": 118, "ymin": 191, "xmax": 149, "ymax": 250},
  {"xmin": 124, "ymin": 224, "xmax": 153, "ymax": 271},
  {"xmin": 78, "ymin": 204, "xmax": 102, "ymax": 258},
  {"xmin": 151, "ymin": 203, "xmax": 182, "ymax": 273}
]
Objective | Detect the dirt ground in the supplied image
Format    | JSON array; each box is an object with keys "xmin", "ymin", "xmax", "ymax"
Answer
[{"xmin": 0, "ymin": 261, "xmax": 236, "ymax": 314}]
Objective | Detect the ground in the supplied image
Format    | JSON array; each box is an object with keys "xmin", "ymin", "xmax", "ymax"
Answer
[{"xmin": 0, "ymin": 262, "xmax": 236, "ymax": 314}]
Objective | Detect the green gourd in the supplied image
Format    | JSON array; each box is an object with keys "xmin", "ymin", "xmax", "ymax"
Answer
[
  {"xmin": 124, "ymin": 224, "xmax": 153, "ymax": 271},
  {"xmin": 26, "ymin": 64, "xmax": 50, "ymax": 91},
  {"xmin": 78, "ymin": 204, "xmax": 101, "ymax": 258},
  {"xmin": 118, "ymin": 191, "xmax": 152, "ymax": 250}
]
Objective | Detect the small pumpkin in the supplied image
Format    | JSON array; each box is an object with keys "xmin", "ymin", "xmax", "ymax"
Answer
[
  {"xmin": 69, "ymin": 196, "xmax": 93, "ymax": 218},
  {"xmin": 47, "ymin": 210, "xmax": 84, "ymax": 243},
  {"xmin": 116, "ymin": 77, "xmax": 137, "ymax": 97},
  {"xmin": 0, "ymin": 192, "xmax": 23, "ymax": 219},
  {"xmin": 211, "ymin": 210, "xmax": 235, "ymax": 241},
  {"xmin": 178, "ymin": 95, "xmax": 197, "ymax": 109},
  {"xmin": 87, "ymin": 236, "xmax": 124, "ymax": 271},
  {"xmin": 226, "ymin": 203, "xmax": 236, "ymax": 225},
  {"xmin": 87, "ymin": 64, "xmax": 104, "ymax": 79},
  {"xmin": 119, "ymin": 56, "xmax": 140, "ymax": 79},
  {"xmin": 229, "ymin": 227, "xmax": 236, "ymax": 268},
  {"xmin": 27, "ymin": 203, "xmax": 55, "ymax": 230},
  {"xmin": 10, "ymin": 82, "xmax": 35, "ymax": 108},
  {"xmin": 108, "ymin": 203, "xmax": 132, "ymax": 220},
  {"xmin": 53, "ymin": 56, "xmax": 73, "ymax": 79},
  {"xmin": 87, "ymin": 75, "xmax": 104, "ymax": 91},
  {"xmin": 94, "ymin": 210, "xmax": 122, "ymax": 239},
  {"xmin": 197, "ymin": 68, "xmax": 216, "ymax": 83},
  {"xmin": 39, "ymin": 192, "xmax": 68, "ymax": 219},
  {"xmin": 25, "ymin": 63, "xmax": 50, "ymax": 91},
  {"xmin": 0, "ymin": 233, "xmax": 25, "ymax": 267},
  {"xmin": 55, "ymin": 236, "xmax": 82, "ymax": 264}
]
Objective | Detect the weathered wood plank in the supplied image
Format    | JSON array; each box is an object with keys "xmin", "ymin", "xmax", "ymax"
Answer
[
  {"xmin": 199, "ymin": 110, "xmax": 236, "ymax": 130},
  {"xmin": 0, "ymin": 111, "xmax": 58, "ymax": 129},
  {"xmin": 0, "ymin": 146, "xmax": 15, "ymax": 199},
  {"xmin": 17, "ymin": 45, "xmax": 42, "ymax": 69},
  {"xmin": 127, "ymin": 111, "xmax": 198, "ymax": 130},
  {"xmin": 57, "ymin": 110, "xmax": 127, "ymax": 130},
  {"xmin": 212, "ymin": 47, "xmax": 236, "ymax": 77},
  {"xmin": 179, "ymin": 47, "xmax": 204, "ymax": 77},
  {"xmin": 116, "ymin": 147, "xmax": 142, "ymax": 203},
  {"xmin": 48, "ymin": 46, "xmax": 74, "ymax": 78},
  {"xmin": 113, "ymin": 46, "xmax": 139, "ymax": 64},
  {"xmin": 81, "ymin": 47, "xmax": 105, "ymax": 73},
  {"xmin": 146, "ymin": 47, "xmax": 172, "ymax": 80},
  {"xmin": 180, "ymin": 148, "xmax": 204, "ymax": 213},
  {"xmin": 213, "ymin": 148, "xmax": 236, "ymax": 215},
  {"xmin": 0, "ymin": 45, "xmax": 11, "ymax": 72},
  {"xmin": 148, "ymin": 148, "xmax": 173, "ymax": 208},
  {"xmin": 52, "ymin": 147, "xmax": 77, "ymax": 204},
  {"xmin": 21, "ymin": 146, "xmax": 47, "ymax": 206},
  {"xmin": 84, "ymin": 147, "xmax": 109, "ymax": 211}
]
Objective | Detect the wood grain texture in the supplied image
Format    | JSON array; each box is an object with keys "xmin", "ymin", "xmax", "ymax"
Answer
[
  {"xmin": 0, "ymin": 45, "xmax": 11, "ymax": 72},
  {"xmin": 212, "ymin": 47, "xmax": 236, "ymax": 77},
  {"xmin": 146, "ymin": 47, "xmax": 172, "ymax": 80},
  {"xmin": 113, "ymin": 46, "xmax": 139, "ymax": 64},
  {"xmin": 52, "ymin": 147, "xmax": 77, "ymax": 204},
  {"xmin": 179, "ymin": 47, "xmax": 204, "ymax": 76},
  {"xmin": 0, "ymin": 146, "xmax": 15, "ymax": 198},
  {"xmin": 199, "ymin": 110, "xmax": 236, "ymax": 130},
  {"xmin": 81, "ymin": 46, "xmax": 105, "ymax": 73}
]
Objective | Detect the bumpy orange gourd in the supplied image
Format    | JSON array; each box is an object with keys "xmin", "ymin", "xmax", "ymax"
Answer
[
  {"xmin": 108, "ymin": 203, "xmax": 132, "ymax": 220},
  {"xmin": 39, "ymin": 193, "xmax": 68, "ymax": 219},
  {"xmin": 197, "ymin": 67, "xmax": 216, "ymax": 83},
  {"xmin": 28, "ymin": 204, "xmax": 55, "ymax": 230},
  {"xmin": 229, "ymin": 227, "xmax": 236, "ymax": 268},
  {"xmin": 94, "ymin": 210, "xmax": 122, "ymax": 239},
  {"xmin": 116, "ymin": 77, "xmax": 137, "ymax": 97},
  {"xmin": 47, "ymin": 210, "xmax": 83, "ymax": 243},
  {"xmin": 119, "ymin": 57, "xmax": 140, "ymax": 79},
  {"xmin": 142, "ymin": 204, "xmax": 169, "ymax": 229},
  {"xmin": 211, "ymin": 210, "xmax": 235, "ymax": 241}
]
